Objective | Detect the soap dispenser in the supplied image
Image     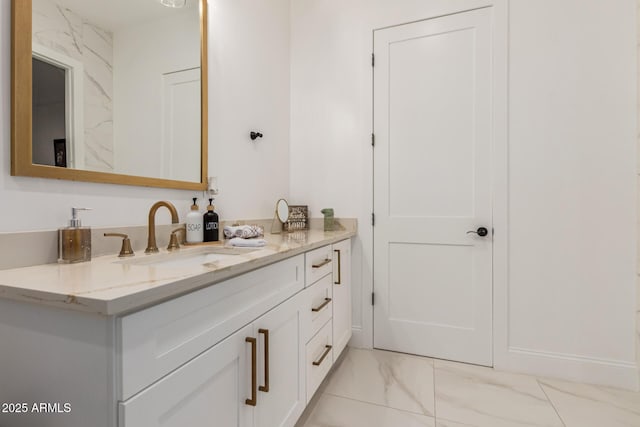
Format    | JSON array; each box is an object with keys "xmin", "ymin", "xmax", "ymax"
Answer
[
  {"xmin": 58, "ymin": 207, "xmax": 92, "ymax": 263},
  {"xmin": 203, "ymin": 198, "xmax": 219, "ymax": 242},
  {"xmin": 186, "ymin": 198, "xmax": 203, "ymax": 243}
]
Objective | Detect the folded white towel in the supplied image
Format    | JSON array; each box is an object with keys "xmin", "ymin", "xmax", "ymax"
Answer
[
  {"xmin": 224, "ymin": 225, "xmax": 264, "ymax": 239},
  {"xmin": 229, "ymin": 237, "xmax": 267, "ymax": 248}
]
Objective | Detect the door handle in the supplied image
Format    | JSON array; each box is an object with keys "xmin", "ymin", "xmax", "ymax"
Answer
[
  {"xmin": 245, "ymin": 337, "xmax": 257, "ymax": 406},
  {"xmin": 258, "ymin": 329, "xmax": 269, "ymax": 393},
  {"xmin": 466, "ymin": 227, "xmax": 489, "ymax": 237}
]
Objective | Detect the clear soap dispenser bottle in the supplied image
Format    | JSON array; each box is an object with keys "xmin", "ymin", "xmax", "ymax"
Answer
[
  {"xmin": 58, "ymin": 207, "xmax": 92, "ymax": 264},
  {"xmin": 186, "ymin": 198, "xmax": 203, "ymax": 243}
]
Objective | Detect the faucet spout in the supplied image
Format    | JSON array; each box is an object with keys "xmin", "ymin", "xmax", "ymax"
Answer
[{"xmin": 145, "ymin": 201, "xmax": 180, "ymax": 253}]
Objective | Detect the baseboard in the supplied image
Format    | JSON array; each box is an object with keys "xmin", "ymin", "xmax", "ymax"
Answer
[
  {"xmin": 348, "ymin": 330, "xmax": 639, "ymax": 390},
  {"xmin": 496, "ymin": 346, "xmax": 639, "ymax": 391},
  {"xmin": 347, "ymin": 326, "xmax": 371, "ymax": 349}
]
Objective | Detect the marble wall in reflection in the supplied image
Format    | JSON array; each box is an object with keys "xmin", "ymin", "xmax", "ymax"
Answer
[{"xmin": 32, "ymin": 0, "xmax": 114, "ymax": 172}]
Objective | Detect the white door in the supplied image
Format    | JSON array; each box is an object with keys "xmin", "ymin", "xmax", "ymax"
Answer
[
  {"xmin": 162, "ymin": 67, "xmax": 201, "ymax": 183},
  {"xmin": 253, "ymin": 292, "xmax": 305, "ymax": 427},
  {"xmin": 373, "ymin": 8, "xmax": 493, "ymax": 366},
  {"xmin": 119, "ymin": 324, "xmax": 253, "ymax": 426}
]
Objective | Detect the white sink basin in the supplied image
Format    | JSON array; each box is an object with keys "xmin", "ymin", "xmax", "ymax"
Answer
[{"xmin": 116, "ymin": 246, "xmax": 254, "ymax": 269}]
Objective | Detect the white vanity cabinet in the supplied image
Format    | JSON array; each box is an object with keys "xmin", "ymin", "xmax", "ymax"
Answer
[
  {"xmin": 118, "ymin": 255, "xmax": 307, "ymax": 427},
  {"xmin": 0, "ymin": 235, "xmax": 353, "ymax": 427},
  {"xmin": 118, "ymin": 255, "xmax": 304, "ymax": 400},
  {"xmin": 252, "ymin": 291, "xmax": 306, "ymax": 427},
  {"xmin": 332, "ymin": 239, "xmax": 352, "ymax": 357},
  {"xmin": 302, "ymin": 239, "xmax": 352, "ymax": 403},
  {"xmin": 306, "ymin": 274, "xmax": 333, "ymax": 338},
  {"xmin": 305, "ymin": 318, "xmax": 334, "ymax": 402},
  {"xmin": 119, "ymin": 291, "xmax": 306, "ymax": 427},
  {"xmin": 119, "ymin": 324, "xmax": 253, "ymax": 426},
  {"xmin": 305, "ymin": 245, "xmax": 334, "ymax": 286}
]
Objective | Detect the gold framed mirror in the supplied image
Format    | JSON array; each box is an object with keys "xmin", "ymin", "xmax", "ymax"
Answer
[{"xmin": 11, "ymin": 0, "xmax": 208, "ymax": 190}]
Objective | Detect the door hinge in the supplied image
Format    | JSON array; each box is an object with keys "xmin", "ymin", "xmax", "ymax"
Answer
[
  {"xmin": 371, "ymin": 213, "xmax": 375, "ymax": 226},
  {"xmin": 371, "ymin": 53, "xmax": 375, "ymax": 67},
  {"xmin": 371, "ymin": 133, "xmax": 375, "ymax": 147},
  {"xmin": 371, "ymin": 292, "xmax": 375, "ymax": 305}
]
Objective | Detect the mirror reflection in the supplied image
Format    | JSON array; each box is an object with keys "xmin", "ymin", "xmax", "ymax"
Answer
[
  {"xmin": 271, "ymin": 198, "xmax": 289, "ymax": 234},
  {"xmin": 276, "ymin": 199, "xmax": 290, "ymax": 223},
  {"xmin": 31, "ymin": 0, "xmax": 202, "ymax": 182}
]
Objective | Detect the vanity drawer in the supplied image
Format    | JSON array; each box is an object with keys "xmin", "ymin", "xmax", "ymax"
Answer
[
  {"xmin": 305, "ymin": 274, "xmax": 333, "ymax": 341},
  {"xmin": 305, "ymin": 319, "xmax": 333, "ymax": 403},
  {"xmin": 305, "ymin": 245, "xmax": 333, "ymax": 286},
  {"xmin": 118, "ymin": 255, "xmax": 304, "ymax": 401}
]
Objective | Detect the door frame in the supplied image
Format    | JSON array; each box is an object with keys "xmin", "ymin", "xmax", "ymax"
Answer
[{"xmin": 359, "ymin": 0, "xmax": 509, "ymax": 369}]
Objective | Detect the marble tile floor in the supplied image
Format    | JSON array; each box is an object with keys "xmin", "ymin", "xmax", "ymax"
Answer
[{"xmin": 297, "ymin": 348, "xmax": 640, "ymax": 427}]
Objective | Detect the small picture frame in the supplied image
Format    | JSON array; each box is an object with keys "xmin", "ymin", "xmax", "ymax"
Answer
[
  {"xmin": 286, "ymin": 205, "xmax": 308, "ymax": 231},
  {"xmin": 53, "ymin": 139, "xmax": 67, "ymax": 168}
]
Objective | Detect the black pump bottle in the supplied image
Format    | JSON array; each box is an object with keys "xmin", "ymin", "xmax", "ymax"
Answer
[{"xmin": 203, "ymin": 198, "xmax": 219, "ymax": 242}]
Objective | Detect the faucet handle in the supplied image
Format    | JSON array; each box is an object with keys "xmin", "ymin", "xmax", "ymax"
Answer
[
  {"xmin": 167, "ymin": 227, "xmax": 185, "ymax": 251},
  {"xmin": 104, "ymin": 233, "xmax": 135, "ymax": 258}
]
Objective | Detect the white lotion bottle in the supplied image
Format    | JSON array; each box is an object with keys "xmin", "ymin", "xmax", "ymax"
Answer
[{"xmin": 186, "ymin": 197, "xmax": 203, "ymax": 243}]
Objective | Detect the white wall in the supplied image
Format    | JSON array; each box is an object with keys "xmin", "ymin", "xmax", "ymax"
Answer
[
  {"xmin": 290, "ymin": 0, "xmax": 639, "ymax": 389},
  {"xmin": 505, "ymin": 0, "xmax": 637, "ymax": 388},
  {"xmin": 207, "ymin": 0, "xmax": 291, "ymax": 220},
  {"xmin": 0, "ymin": 0, "xmax": 290, "ymax": 231}
]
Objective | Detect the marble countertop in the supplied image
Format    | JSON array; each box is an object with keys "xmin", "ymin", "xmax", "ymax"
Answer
[{"xmin": 0, "ymin": 227, "xmax": 355, "ymax": 316}]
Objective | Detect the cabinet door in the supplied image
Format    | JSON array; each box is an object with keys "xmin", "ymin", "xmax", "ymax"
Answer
[
  {"xmin": 332, "ymin": 239, "xmax": 352, "ymax": 358},
  {"xmin": 119, "ymin": 324, "xmax": 253, "ymax": 427},
  {"xmin": 253, "ymin": 292, "xmax": 306, "ymax": 427}
]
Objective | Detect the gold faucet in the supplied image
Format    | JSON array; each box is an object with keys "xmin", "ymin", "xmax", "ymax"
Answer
[
  {"xmin": 167, "ymin": 227, "xmax": 185, "ymax": 251},
  {"xmin": 145, "ymin": 201, "xmax": 180, "ymax": 253}
]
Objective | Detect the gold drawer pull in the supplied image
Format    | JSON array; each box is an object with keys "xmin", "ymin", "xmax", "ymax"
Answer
[
  {"xmin": 245, "ymin": 337, "xmax": 257, "ymax": 406},
  {"xmin": 311, "ymin": 298, "xmax": 332, "ymax": 312},
  {"xmin": 334, "ymin": 249, "xmax": 341, "ymax": 284},
  {"xmin": 312, "ymin": 258, "xmax": 332, "ymax": 268},
  {"xmin": 312, "ymin": 345, "xmax": 332, "ymax": 366},
  {"xmin": 258, "ymin": 329, "xmax": 270, "ymax": 393}
]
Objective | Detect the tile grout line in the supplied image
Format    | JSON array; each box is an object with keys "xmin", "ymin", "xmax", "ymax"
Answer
[
  {"xmin": 535, "ymin": 378, "xmax": 567, "ymax": 427},
  {"xmin": 322, "ymin": 391, "xmax": 437, "ymax": 419},
  {"xmin": 433, "ymin": 360, "xmax": 438, "ymax": 423},
  {"xmin": 435, "ymin": 417, "xmax": 480, "ymax": 427}
]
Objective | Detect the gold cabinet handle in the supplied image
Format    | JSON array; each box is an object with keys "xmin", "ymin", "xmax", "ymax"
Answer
[
  {"xmin": 312, "ymin": 345, "xmax": 333, "ymax": 366},
  {"xmin": 312, "ymin": 258, "xmax": 332, "ymax": 268},
  {"xmin": 311, "ymin": 298, "xmax": 332, "ymax": 312},
  {"xmin": 334, "ymin": 249, "xmax": 341, "ymax": 284},
  {"xmin": 245, "ymin": 337, "xmax": 257, "ymax": 406},
  {"xmin": 258, "ymin": 329, "xmax": 270, "ymax": 393}
]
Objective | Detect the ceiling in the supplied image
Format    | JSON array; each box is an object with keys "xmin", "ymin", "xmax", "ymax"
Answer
[{"xmin": 53, "ymin": 0, "xmax": 198, "ymax": 32}]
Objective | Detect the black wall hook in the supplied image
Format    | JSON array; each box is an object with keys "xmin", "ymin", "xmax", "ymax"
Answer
[{"xmin": 250, "ymin": 132, "xmax": 263, "ymax": 141}]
